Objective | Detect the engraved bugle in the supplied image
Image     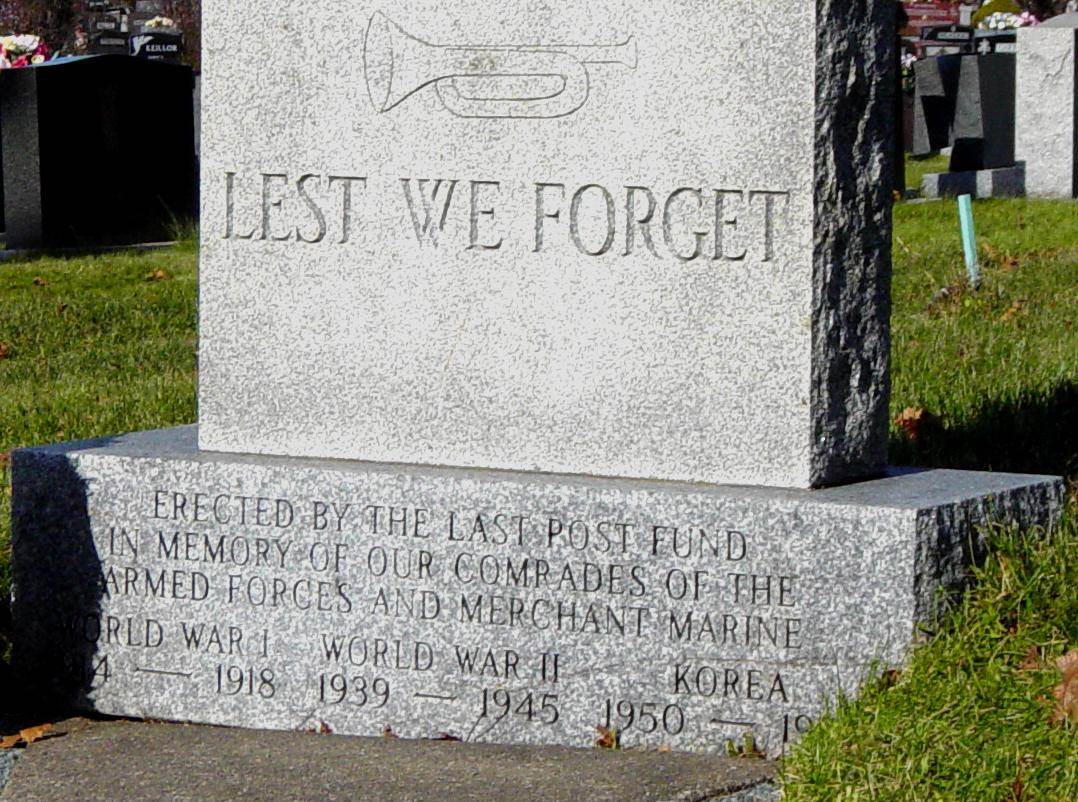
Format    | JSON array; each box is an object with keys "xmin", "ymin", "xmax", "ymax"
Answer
[{"xmin": 363, "ymin": 12, "xmax": 637, "ymax": 119}]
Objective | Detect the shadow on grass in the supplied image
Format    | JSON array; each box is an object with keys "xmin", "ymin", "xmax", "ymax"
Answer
[{"xmin": 890, "ymin": 381, "xmax": 1078, "ymax": 482}]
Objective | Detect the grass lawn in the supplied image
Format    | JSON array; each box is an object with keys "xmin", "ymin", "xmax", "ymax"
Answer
[
  {"xmin": 0, "ymin": 241, "xmax": 198, "ymax": 597},
  {"xmin": 905, "ymin": 153, "xmax": 949, "ymax": 194},
  {"xmin": 0, "ymin": 199, "xmax": 1076, "ymax": 797}
]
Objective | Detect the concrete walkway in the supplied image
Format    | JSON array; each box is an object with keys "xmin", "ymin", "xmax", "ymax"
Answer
[{"xmin": 0, "ymin": 718, "xmax": 777, "ymax": 802}]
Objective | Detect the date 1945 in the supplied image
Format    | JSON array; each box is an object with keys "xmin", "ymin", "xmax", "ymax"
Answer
[{"xmin": 479, "ymin": 689, "xmax": 559, "ymax": 726}]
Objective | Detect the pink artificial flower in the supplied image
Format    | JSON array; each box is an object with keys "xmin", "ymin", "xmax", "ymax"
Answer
[{"xmin": 11, "ymin": 55, "xmax": 29, "ymax": 68}]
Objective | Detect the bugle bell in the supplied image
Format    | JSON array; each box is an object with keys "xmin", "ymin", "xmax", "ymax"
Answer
[{"xmin": 364, "ymin": 12, "xmax": 637, "ymax": 119}]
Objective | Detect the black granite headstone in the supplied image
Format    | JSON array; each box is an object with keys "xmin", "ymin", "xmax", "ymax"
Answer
[
  {"xmin": 130, "ymin": 30, "xmax": 183, "ymax": 63},
  {"xmin": 88, "ymin": 31, "xmax": 130, "ymax": 56},
  {"xmin": 923, "ymin": 24, "xmax": 975, "ymax": 48},
  {"xmin": 0, "ymin": 55, "xmax": 196, "ymax": 250},
  {"xmin": 950, "ymin": 53, "xmax": 1016, "ymax": 172},
  {"xmin": 973, "ymin": 30, "xmax": 1018, "ymax": 55},
  {"xmin": 86, "ymin": 14, "xmax": 121, "ymax": 34},
  {"xmin": 912, "ymin": 54, "xmax": 962, "ymax": 155}
]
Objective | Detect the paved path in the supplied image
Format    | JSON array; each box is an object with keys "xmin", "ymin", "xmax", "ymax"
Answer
[{"xmin": 0, "ymin": 718, "xmax": 776, "ymax": 802}]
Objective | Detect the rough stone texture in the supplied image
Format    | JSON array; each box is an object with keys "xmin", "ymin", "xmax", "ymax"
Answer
[
  {"xmin": 1016, "ymin": 16, "xmax": 1078, "ymax": 198},
  {"xmin": 0, "ymin": 718, "xmax": 776, "ymax": 802},
  {"xmin": 0, "ymin": 754, "xmax": 17, "ymax": 798},
  {"xmin": 920, "ymin": 165, "xmax": 1025, "ymax": 199},
  {"xmin": 12, "ymin": 428, "xmax": 1062, "ymax": 758},
  {"xmin": 197, "ymin": 1, "xmax": 894, "ymax": 490},
  {"xmin": 811, "ymin": 0, "xmax": 894, "ymax": 487},
  {"xmin": 715, "ymin": 785, "xmax": 780, "ymax": 802}
]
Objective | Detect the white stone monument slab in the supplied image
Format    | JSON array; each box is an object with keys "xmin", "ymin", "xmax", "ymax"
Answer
[
  {"xmin": 1016, "ymin": 14, "xmax": 1078, "ymax": 198},
  {"xmin": 197, "ymin": 0, "xmax": 894, "ymax": 489}
]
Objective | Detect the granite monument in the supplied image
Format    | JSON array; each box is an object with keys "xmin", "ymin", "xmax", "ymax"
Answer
[
  {"xmin": 11, "ymin": 0, "xmax": 1063, "ymax": 760},
  {"xmin": 1016, "ymin": 13, "xmax": 1078, "ymax": 199},
  {"xmin": 0, "ymin": 55, "xmax": 196, "ymax": 250}
]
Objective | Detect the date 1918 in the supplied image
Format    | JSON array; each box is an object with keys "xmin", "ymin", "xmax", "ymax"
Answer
[{"xmin": 215, "ymin": 664, "xmax": 276, "ymax": 699}]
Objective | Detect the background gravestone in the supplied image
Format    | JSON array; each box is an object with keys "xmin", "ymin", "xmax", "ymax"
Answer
[
  {"xmin": 130, "ymin": 29, "xmax": 183, "ymax": 63},
  {"xmin": 0, "ymin": 54, "xmax": 196, "ymax": 250},
  {"xmin": 912, "ymin": 54, "xmax": 963, "ymax": 155},
  {"xmin": 949, "ymin": 53, "xmax": 1016, "ymax": 172},
  {"xmin": 87, "ymin": 31, "xmax": 130, "ymax": 56},
  {"xmin": 1016, "ymin": 13, "xmax": 1078, "ymax": 198}
]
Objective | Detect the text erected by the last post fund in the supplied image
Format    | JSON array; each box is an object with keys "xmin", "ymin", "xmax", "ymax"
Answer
[{"xmin": 74, "ymin": 483, "xmax": 817, "ymax": 751}]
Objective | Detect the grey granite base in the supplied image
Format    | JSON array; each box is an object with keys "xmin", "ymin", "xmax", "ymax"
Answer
[
  {"xmin": 11, "ymin": 428, "xmax": 1062, "ymax": 758},
  {"xmin": 921, "ymin": 165, "xmax": 1025, "ymax": 199}
]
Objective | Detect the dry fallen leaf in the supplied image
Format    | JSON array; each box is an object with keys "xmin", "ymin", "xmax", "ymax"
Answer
[
  {"xmin": 433, "ymin": 732, "xmax": 461, "ymax": 741},
  {"xmin": 0, "ymin": 723, "xmax": 54, "ymax": 749},
  {"xmin": 894, "ymin": 407, "xmax": 940, "ymax": 442},
  {"xmin": 1018, "ymin": 645, "xmax": 1040, "ymax": 671},
  {"xmin": 1000, "ymin": 299, "xmax": 1028, "ymax": 323},
  {"xmin": 382, "ymin": 725, "xmax": 399, "ymax": 739},
  {"xmin": 657, "ymin": 744, "xmax": 672, "ymax": 753},
  {"xmin": 0, "ymin": 342, "xmax": 10, "ymax": 360},
  {"xmin": 19, "ymin": 724, "xmax": 52, "ymax": 745},
  {"xmin": 1051, "ymin": 648, "xmax": 1078, "ymax": 725},
  {"xmin": 595, "ymin": 726, "xmax": 619, "ymax": 750},
  {"xmin": 32, "ymin": 276, "xmax": 48, "ymax": 286},
  {"xmin": 145, "ymin": 269, "xmax": 172, "ymax": 282},
  {"xmin": 926, "ymin": 283, "xmax": 965, "ymax": 314}
]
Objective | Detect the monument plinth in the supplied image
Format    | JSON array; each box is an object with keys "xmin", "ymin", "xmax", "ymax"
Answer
[{"xmin": 10, "ymin": 0, "xmax": 1063, "ymax": 759}]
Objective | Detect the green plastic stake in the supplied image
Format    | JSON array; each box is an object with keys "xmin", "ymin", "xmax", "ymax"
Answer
[{"xmin": 958, "ymin": 194, "xmax": 980, "ymax": 288}]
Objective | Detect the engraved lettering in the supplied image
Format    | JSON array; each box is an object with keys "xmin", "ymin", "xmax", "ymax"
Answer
[{"xmin": 401, "ymin": 178, "xmax": 458, "ymax": 247}]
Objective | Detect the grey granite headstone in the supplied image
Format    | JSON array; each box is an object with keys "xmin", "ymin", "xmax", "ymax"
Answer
[
  {"xmin": 10, "ymin": 429, "xmax": 1063, "ymax": 758},
  {"xmin": 7, "ymin": 0, "xmax": 1066, "ymax": 764},
  {"xmin": 196, "ymin": 0, "xmax": 896, "ymax": 490},
  {"xmin": 1016, "ymin": 15, "xmax": 1078, "ymax": 198}
]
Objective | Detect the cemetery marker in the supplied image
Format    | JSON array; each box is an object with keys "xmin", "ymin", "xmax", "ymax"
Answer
[
  {"xmin": 10, "ymin": 0, "xmax": 1063, "ymax": 760},
  {"xmin": 957, "ymin": 194, "xmax": 980, "ymax": 288}
]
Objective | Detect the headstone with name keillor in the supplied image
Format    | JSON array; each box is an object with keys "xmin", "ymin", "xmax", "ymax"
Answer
[{"xmin": 11, "ymin": 1, "xmax": 1062, "ymax": 759}]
